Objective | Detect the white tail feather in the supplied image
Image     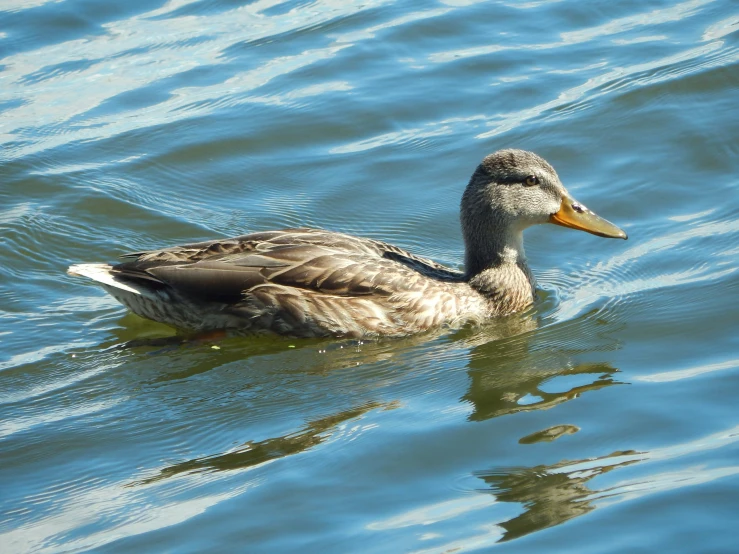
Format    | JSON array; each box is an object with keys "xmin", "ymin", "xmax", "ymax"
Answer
[{"xmin": 67, "ymin": 263, "xmax": 143, "ymax": 295}]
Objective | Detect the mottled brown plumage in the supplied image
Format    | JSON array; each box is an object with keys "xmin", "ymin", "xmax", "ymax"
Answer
[{"xmin": 68, "ymin": 150, "xmax": 626, "ymax": 338}]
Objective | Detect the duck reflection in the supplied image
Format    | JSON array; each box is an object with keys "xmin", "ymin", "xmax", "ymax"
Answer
[
  {"xmin": 126, "ymin": 302, "xmax": 625, "ymax": 535},
  {"xmin": 452, "ymin": 312, "xmax": 622, "ymax": 421},
  {"xmin": 448, "ymin": 311, "xmax": 629, "ymax": 543},
  {"xmin": 134, "ymin": 400, "xmax": 394, "ymax": 486},
  {"xmin": 476, "ymin": 449, "xmax": 642, "ymax": 542},
  {"xmin": 465, "ymin": 355, "xmax": 620, "ymax": 422}
]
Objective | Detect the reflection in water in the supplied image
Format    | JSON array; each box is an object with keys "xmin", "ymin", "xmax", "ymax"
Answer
[
  {"xmin": 371, "ymin": 423, "xmax": 739, "ymax": 550},
  {"xmin": 518, "ymin": 424, "xmax": 580, "ymax": 444},
  {"xmin": 127, "ymin": 307, "xmax": 624, "ymax": 495},
  {"xmin": 124, "ymin": 302, "xmax": 629, "ymax": 550},
  {"xmin": 135, "ymin": 400, "xmax": 394, "ymax": 486},
  {"xmin": 476, "ymin": 450, "xmax": 642, "ymax": 542},
  {"xmin": 459, "ymin": 314, "xmax": 623, "ymax": 421},
  {"xmin": 451, "ymin": 313, "xmax": 629, "ymax": 544},
  {"xmin": 466, "ymin": 357, "xmax": 620, "ymax": 422},
  {"xmin": 474, "ymin": 423, "xmax": 739, "ymax": 543},
  {"xmin": 357, "ymin": 308, "xmax": 629, "ymax": 549}
]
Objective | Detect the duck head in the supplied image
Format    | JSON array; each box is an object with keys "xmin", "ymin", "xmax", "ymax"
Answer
[{"xmin": 461, "ymin": 149, "xmax": 626, "ymax": 276}]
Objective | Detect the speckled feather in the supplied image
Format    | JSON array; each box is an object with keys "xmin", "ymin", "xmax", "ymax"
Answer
[{"xmin": 95, "ymin": 228, "xmax": 509, "ymax": 337}]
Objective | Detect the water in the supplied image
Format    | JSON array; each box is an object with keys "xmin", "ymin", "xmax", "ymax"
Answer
[{"xmin": 1, "ymin": 0, "xmax": 738, "ymax": 552}]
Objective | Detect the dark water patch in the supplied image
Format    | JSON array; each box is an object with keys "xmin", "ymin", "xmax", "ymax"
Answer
[{"xmin": 19, "ymin": 58, "xmax": 98, "ymax": 86}]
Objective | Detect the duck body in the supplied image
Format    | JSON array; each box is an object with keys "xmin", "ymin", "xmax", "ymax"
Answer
[
  {"xmin": 69, "ymin": 228, "xmax": 533, "ymax": 338},
  {"xmin": 68, "ymin": 150, "xmax": 626, "ymax": 338}
]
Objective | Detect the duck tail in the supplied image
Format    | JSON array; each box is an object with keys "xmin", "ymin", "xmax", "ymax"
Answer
[{"xmin": 68, "ymin": 263, "xmax": 146, "ymax": 295}]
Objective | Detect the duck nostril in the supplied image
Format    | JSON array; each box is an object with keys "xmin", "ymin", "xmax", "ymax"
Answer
[{"xmin": 572, "ymin": 202, "xmax": 585, "ymax": 213}]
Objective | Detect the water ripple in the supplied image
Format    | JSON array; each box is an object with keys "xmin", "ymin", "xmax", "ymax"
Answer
[
  {"xmin": 1, "ymin": 0, "xmax": 738, "ymax": 551},
  {"xmin": 0, "ymin": 0, "xmax": 391, "ymax": 159}
]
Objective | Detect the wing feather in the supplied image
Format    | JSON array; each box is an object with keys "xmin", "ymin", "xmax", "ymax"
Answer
[{"xmin": 110, "ymin": 228, "xmax": 465, "ymax": 310}]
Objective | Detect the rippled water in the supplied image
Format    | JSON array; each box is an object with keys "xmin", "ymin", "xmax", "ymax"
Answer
[{"xmin": 2, "ymin": 1, "xmax": 739, "ymax": 552}]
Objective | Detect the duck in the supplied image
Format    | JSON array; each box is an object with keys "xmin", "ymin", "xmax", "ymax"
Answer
[{"xmin": 68, "ymin": 149, "xmax": 627, "ymax": 338}]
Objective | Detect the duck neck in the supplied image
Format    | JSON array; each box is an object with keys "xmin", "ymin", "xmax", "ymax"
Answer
[
  {"xmin": 463, "ymin": 225, "xmax": 536, "ymax": 308},
  {"xmin": 464, "ymin": 225, "xmax": 526, "ymax": 278}
]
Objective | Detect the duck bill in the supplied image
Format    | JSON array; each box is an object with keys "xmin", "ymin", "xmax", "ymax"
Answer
[{"xmin": 549, "ymin": 196, "xmax": 627, "ymax": 239}]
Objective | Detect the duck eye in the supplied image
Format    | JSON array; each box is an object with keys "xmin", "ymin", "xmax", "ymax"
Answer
[{"xmin": 524, "ymin": 175, "xmax": 539, "ymax": 186}]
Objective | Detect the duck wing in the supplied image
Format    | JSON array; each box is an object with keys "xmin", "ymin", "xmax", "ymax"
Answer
[{"xmin": 112, "ymin": 228, "xmax": 463, "ymax": 304}]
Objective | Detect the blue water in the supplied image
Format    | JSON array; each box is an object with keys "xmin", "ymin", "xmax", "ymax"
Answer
[{"xmin": 2, "ymin": 1, "xmax": 738, "ymax": 552}]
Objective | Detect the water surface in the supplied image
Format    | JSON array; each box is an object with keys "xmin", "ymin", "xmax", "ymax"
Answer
[{"xmin": 1, "ymin": 0, "xmax": 738, "ymax": 552}]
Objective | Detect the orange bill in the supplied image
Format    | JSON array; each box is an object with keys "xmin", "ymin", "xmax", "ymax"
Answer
[{"xmin": 549, "ymin": 196, "xmax": 627, "ymax": 239}]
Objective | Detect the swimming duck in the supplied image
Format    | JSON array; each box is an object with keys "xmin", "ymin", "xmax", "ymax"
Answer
[{"xmin": 68, "ymin": 149, "xmax": 626, "ymax": 338}]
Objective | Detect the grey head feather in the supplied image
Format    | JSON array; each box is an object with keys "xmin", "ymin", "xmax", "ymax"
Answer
[{"xmin": 461, "ymin": 149, "xmax": 565, "ymax": 277}]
